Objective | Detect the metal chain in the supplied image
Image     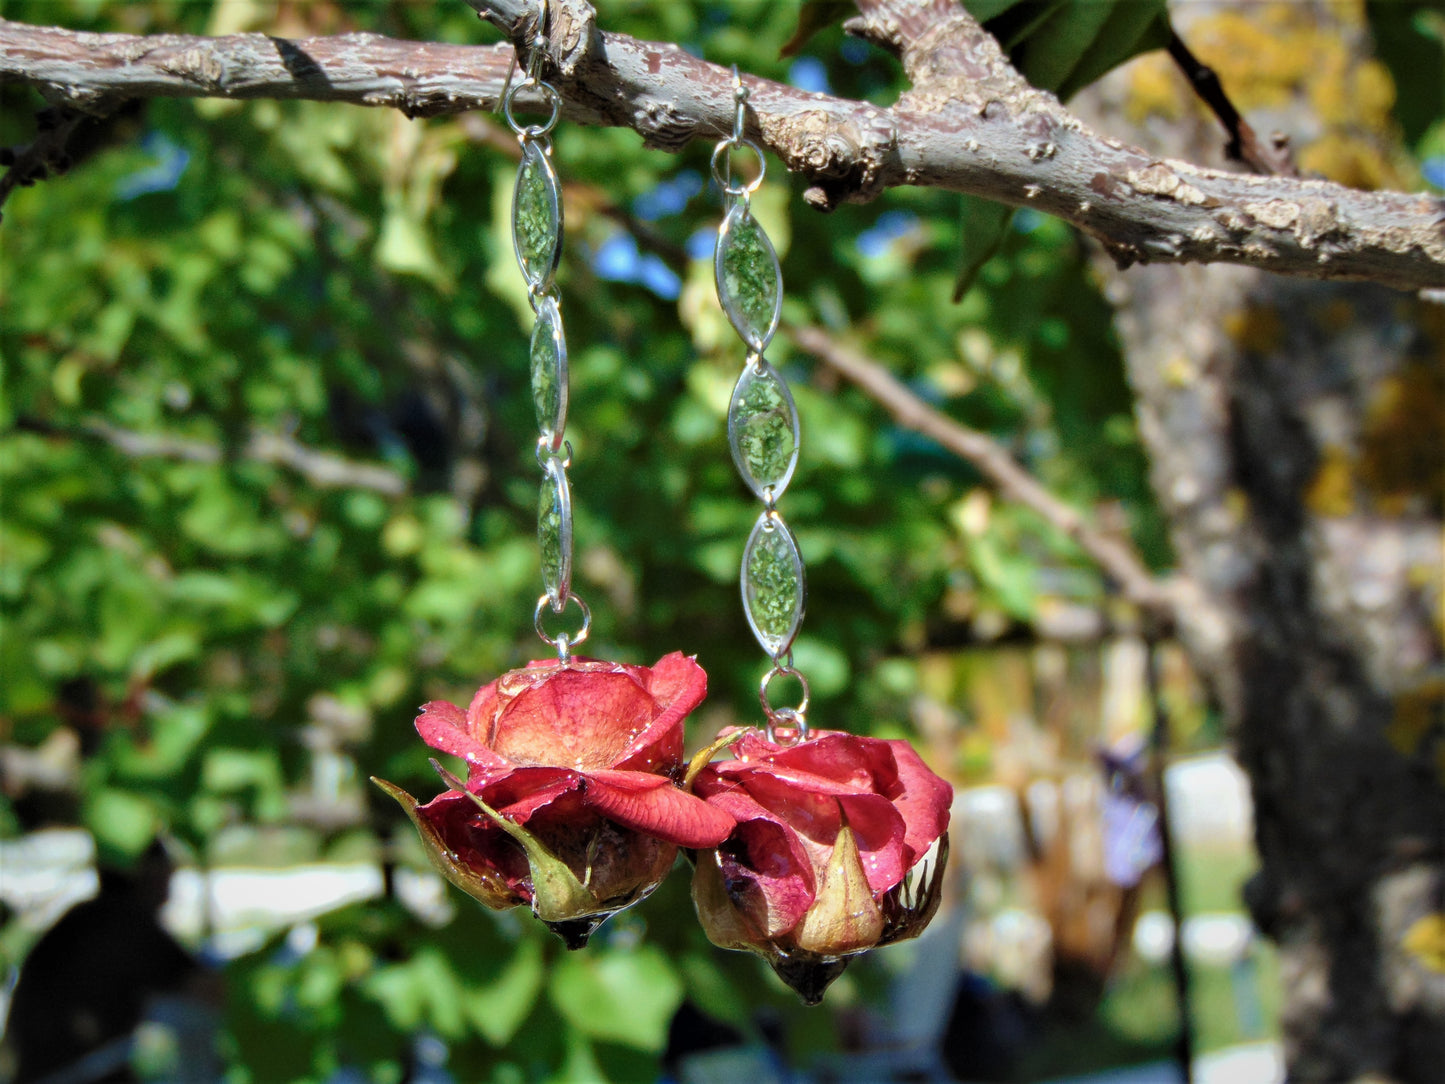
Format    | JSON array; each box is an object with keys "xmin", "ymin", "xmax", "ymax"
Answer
[
  {"xmin": 713, "ymin": 69, "xmax": 810, "ymax": 743},
  {"xmin": 503, "ymin": 3, "xmax": 587, "ymax": 663}
]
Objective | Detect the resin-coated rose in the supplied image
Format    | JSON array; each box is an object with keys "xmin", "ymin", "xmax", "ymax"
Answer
[
  {"xmin": 690, "ymin": 728, "xmax": 953, "ymax": 1003},
  {"xmin": 375, "ymin": 654, "xmax": 734, "ymax": 947}
]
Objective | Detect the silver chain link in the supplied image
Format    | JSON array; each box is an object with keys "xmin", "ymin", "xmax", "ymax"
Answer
[
  {"xmin": 713, "ymin": 69, "xmax": 810, "ymax": 744},
  {"xmin": 503, "ymin": 3, "xmax": 587, "ymax": 662}
]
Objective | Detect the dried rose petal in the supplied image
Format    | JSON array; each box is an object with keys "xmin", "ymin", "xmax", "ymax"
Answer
[
  {"xmin": 691, "ymin": 727, "xmax": 953, "ymax": 1002},
  {"xmin": 376, "ymin": 653, "xmax": 733, "ymax": 947}
]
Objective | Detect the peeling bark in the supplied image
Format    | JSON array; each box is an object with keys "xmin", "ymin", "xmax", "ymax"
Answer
[{"xmin": 2, "ymin": 6, "xmax": 1444, "ymax": 289}]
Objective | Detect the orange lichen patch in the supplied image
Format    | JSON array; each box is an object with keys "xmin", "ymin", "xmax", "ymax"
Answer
[
  {"xmin": 1358, "ymin": 365, "xmax": 1445, "ymax": 514},
  {"xmin": 1305, "ymin": 55, "xmax": 1397, "ymax": 138},
  {"xmin": 1351, "ymin": 60, "xmax": 1397, "ymax": 128},
  {"xmin": 1184, "ymin": 3, "xmax": 1409, "ymax": 189},
  {"xmin": 1189, "ymin": 6, "xmax": 1312, "ymax": 112},
  {"xmin": 1298, "ymin": 134, "xmax": 1398, "ymax": 192},
  {"xmin": 1225, "ymin": 302, "xmax": 1285, "ymax": 354},
  {"xmin": 1163, "ymin": 354, "xmax": 1195, "ymax": 388},
  {"xmin": 1401, "ymin": 913, "xmax": 1445, "ymax": 973},
  {"xmin": 1124, "ymin": 53, "xmax": 1186, "ymax": 124},
  {"xmin": 1225, "ymin": 487, "xmax": 1250, "ymax": 524},
  {"xmin": 1385, "ymin": 679, "xmax": 1445, "ymax": 759},
  {"xmin": 1305, "ymin": 445, "xmax": 1357, "ymax": 518}
]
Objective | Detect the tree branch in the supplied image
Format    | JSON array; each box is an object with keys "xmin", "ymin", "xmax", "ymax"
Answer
[
  {"xmin": 2, "ymin": 7, "xmax": 1443, "ymax": 289},
  {"xmin": 17, "ymin": 416, "xmax": 409, "ymax": 496},
  {"xmin": 1166, "ymin": 28, "xmax": 1296, "ymax": 178},
  {"xmin": 790, "ymin": 325, "xmax": 1180, "ymax": 622}
]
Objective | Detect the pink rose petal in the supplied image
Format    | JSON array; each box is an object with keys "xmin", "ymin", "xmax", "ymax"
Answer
[
  {"xmin": 415, "ymin": 700, "xmax": 510, "ymax": 774},
  {"xmin": 719, "ymin": 815, "xmax": 816, "ymax": 937},
  {"xmin": 490, "ymin": 670, "xmax": 658, "ymax": 770},
  {"xmin": 414, "ymin": 790, "xmax": 532, "ymax": 899},
  {"xmin": 613, "ymin": 652, "xmax": 705, "ymax": 771},
  {"xmin": 883, "ymin": 739, "xmax": 953, "ymax": 865},
  {"xmin": 693, "ymin": 727, "xmax": 954, "ymax": 958},
  {"xmin": 582, "ymin": 768, "xmax": 735, "ymax": 847},
  {"xmin": 482, "ymin": 766, "xmax": 583, "ymax": 823}
]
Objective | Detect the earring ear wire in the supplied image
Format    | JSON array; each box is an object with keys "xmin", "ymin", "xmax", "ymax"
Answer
[{"xmin": 496, "ymin": 0, "xmax": 550, "ymax": 118}]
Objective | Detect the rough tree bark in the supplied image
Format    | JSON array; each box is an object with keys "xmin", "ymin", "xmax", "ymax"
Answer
[
  {"xmin": 1073, "ymin": 4, "xmax": 1444, "ymax": 1080},
  {"xmin": 3, "ymin": 1, "xmax": 1443, "ymax": 1079},
  {"xmin": 2, "ymin": 2, "xmax": 1444, "ymax": 288}
]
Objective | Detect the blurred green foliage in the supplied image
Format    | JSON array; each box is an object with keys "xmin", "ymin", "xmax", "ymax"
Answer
[{"xmin": 0, "ymin": 2, "xmax": 1181, "ymax": 1080}]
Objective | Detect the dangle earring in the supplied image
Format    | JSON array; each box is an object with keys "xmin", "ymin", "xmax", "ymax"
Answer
[
  {"xmin": 505, "ymin": 12, "xmax": 583, "ymax": 661},
  {"xmin": 687, "ymin": 72, "xmax": 955, "ymax": 1004},
  {"xmin": 373, "ymin": 2, "xmax": 732, "ymax": 950}
]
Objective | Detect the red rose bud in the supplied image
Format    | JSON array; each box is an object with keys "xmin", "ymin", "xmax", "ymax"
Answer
[
  {"xmin": 690, "ymin": 728, "xmax": 953, "ymax": 1003},
  {"xmin": 374, "ymin": 653, "xmax": 734, "ymax": 948}
]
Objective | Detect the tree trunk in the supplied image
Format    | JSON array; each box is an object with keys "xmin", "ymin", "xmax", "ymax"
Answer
[{"xmin": 1081, "ymin": 3, "xmax": 1445, "ymax": 1079}]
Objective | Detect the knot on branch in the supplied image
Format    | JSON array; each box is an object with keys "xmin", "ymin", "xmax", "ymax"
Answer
[
  {"xmin": 780, "ymin": 108, "xmax": 898, "ymax": 212},
  {"xmin": 472, "ymin": 0, "xmax": 597, "ymax": 79}
]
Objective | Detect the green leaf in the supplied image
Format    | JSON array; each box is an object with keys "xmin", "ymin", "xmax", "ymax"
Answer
[
  {"xmin": 970, "ymin": 0, "xmax": 1069, "ymax": 52},
  {"xmin": 952, "ymin": 195, "xmax": 1016, "ymax": 303},
  {"xmin": 202, "ymin": 747, "xmax": 283, "ymax": 793},
  {"xmin": 546, "ymin": 1029, "xmax": 606, "ymax": 1084},
  {"xmin": 1050, "ymin": 0, "xmax": 1171, "ymax": 101},
  {"xmin": 965, "ymin": 0, "xmax": 1170, "ymax": 99},
  {"xmin": 464, "ymin": 935, "xmax": 545, "ymax": 1046},
  {"xmin": 1367, "ymin": 0, "xmax": 1445, "ymax": 147},
  {"xmin": 966, "ymin": 532, "xmax": 1038, "ymax": 621},
  {"xmin": 679, "ymin": 951, "xmax": 752, "ymax": 1028},
  {"xmin": 547, "ymin": 943, "xmax": 683, "ymax": 1051},
  {"xmin": 83, "ymin": 787, "xmax": 161, "ymax": 863}
]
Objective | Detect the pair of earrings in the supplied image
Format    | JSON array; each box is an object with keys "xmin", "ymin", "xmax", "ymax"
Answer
[{"xmin": 374, "ymin": 17, "xmax": 951, "ymax": 1005}]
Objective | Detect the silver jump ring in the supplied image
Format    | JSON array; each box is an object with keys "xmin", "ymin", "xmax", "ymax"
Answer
[
  {"xmin": 535, "ymin": 437, "xmax": 572, "ymax": 469},
  {"xmin": 535, "ymin": 591, "xmax": 590, "ymax": 659},
  {"xmin": 760, "ymin": 664, "xmax": 810, "ymax": 743},
  {"xmin": 710, "ymin": 138, "xmax": 766, "ymax": 198},
  {"xmin": 503, "ymin": 78, "xmax": 562, "ymax": 138}
]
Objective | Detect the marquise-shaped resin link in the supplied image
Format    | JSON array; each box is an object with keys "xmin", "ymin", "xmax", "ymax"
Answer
[
  {"xmin": 538, "ymin": 456, "xmax": 573, "ymax": 609},
  {"xmin": 514, "ymin": 140, "xmax": 563, "ymax": 292},
  {"xmin": 728, "ymin": 358, "xmax": 799, "ymax": 501},
  {"xmin": 741, "ymin": 511, "xmax": 805, "ymax": 658},
  {"xmin": 714, "ymin": 202, "xmax": 782, "ymax": 352},
  {"xmin": 531, "ymin": 296, "xmax": 568, "ymax": 447}
]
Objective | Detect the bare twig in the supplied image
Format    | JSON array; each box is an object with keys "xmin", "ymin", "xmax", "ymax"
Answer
[
  {"xmin": 791, "ymin": 325, "xmax": 1179, "ymax": 621},
  {"xmin": 17, "ymin": 416, "xmax": 408, "ymax": 496},
  {"xmin": 2, "ymin": 11, "xmax": 1442, "ymax": 289},
  {"xmin": 1167, "ymin": 29, "xmax": 1296, "ymax": 177}
]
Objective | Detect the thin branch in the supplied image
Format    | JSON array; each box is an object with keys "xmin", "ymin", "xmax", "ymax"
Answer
[
  {"xmin": 791, "ymin": 325, "xmax": 1179, "ymax": 621},
  {"xmin": 245, "ymin": 430, "xmax": 409, "ymax": 496},
  {"xmin": 2, "ymin": 11, "xmax": 1442, "ymax": 289},
  {"xmin": 17, "ymin": 416, "xmax": 409, "ymax": 496},
  {"xmin": 1167, "ymin": 28, "xmax": 1296, "ymax": 177}
]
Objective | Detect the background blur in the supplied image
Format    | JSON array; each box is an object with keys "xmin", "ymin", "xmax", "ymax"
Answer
[{"xmin": 2, "ymin": 2, "xmax": 1440, "ymax": 1082}]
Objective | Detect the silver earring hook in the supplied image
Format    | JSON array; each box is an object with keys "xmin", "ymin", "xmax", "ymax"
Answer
[
  {"xmin": 710, "ymin": 65, "xmax": 765, "ymax": 200},
  {"xmin": 497, "ymin": 0, "xmax": 550, "ymax": 112},
  {"xmin": 524, "ymin": 0, "xmax": 550, "ymax": 82},
  {"xmin": 730, "ymin": 64, "xmax": 748, "ymax": 145}
]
